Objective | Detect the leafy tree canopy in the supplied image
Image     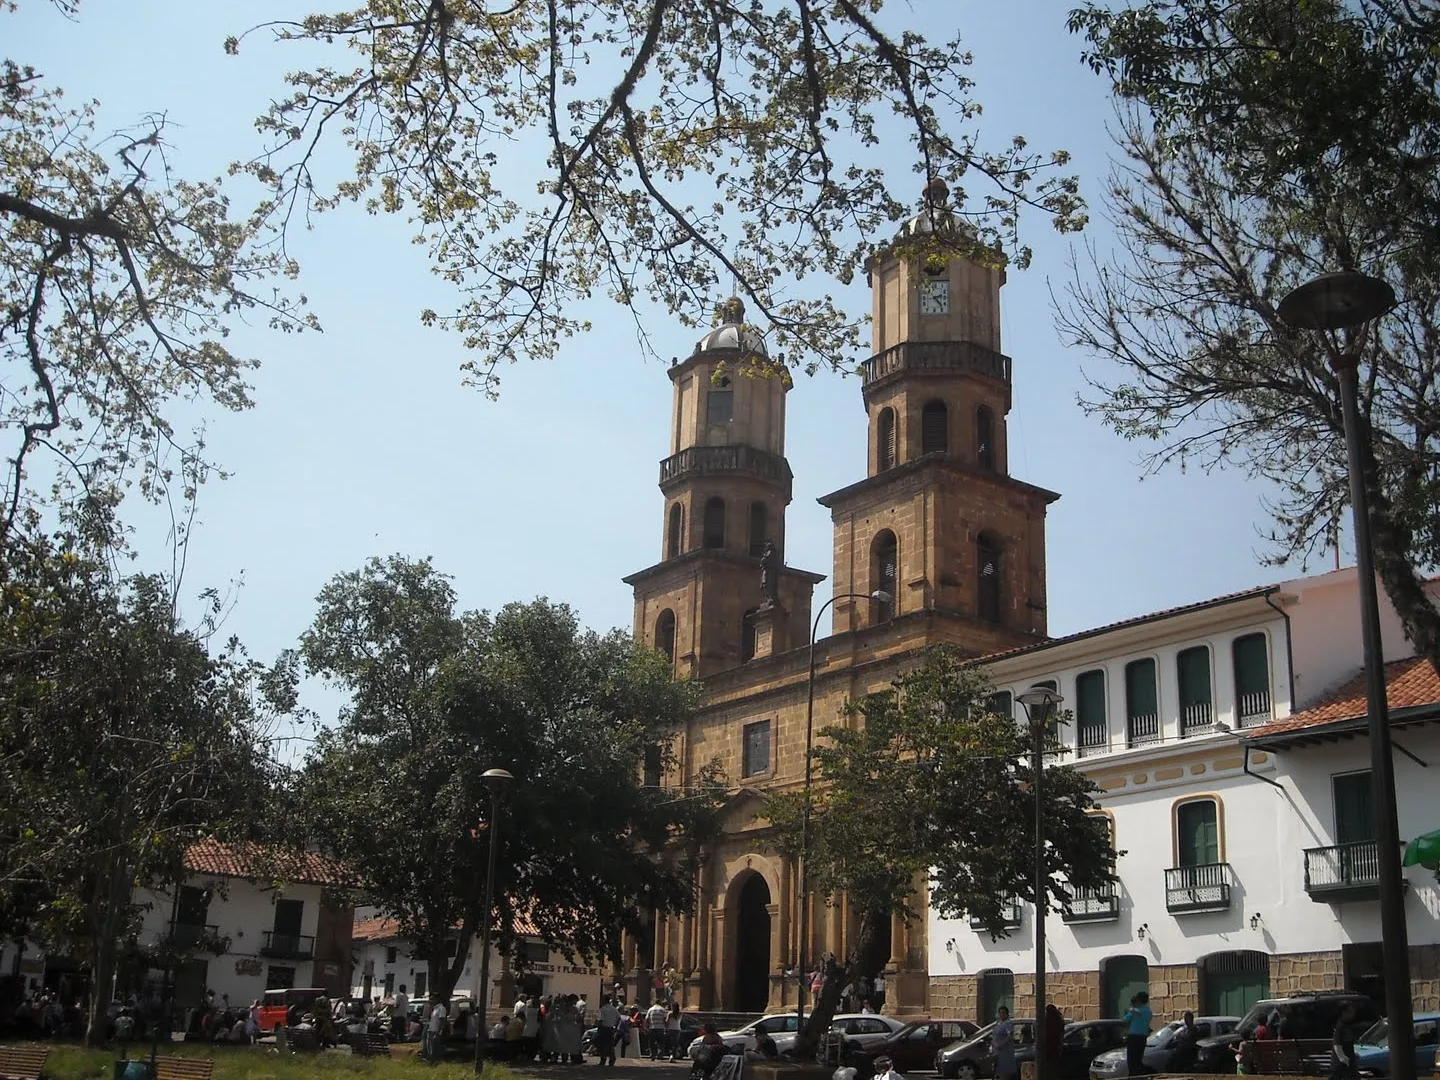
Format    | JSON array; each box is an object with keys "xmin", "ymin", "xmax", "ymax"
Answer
[
  {"xmin": 0, "ymin": 529, "xmax": 296, "ymax": 1044},
  {"xmin": 296, "ymin": 555, "xmax": 721, "ymax": 1004},
  {"xmin": 232, "ymin": 0, "xmax": 1086, "ymax": 388},
  {"xmin": 1059, "ymin": 0, "xmax": 1440, "ymax": 666},
  {"xmin": 2, "ymin": 1, "xmax": 317, "ymax": 541},
  {"xmin": 767, "ymin": 650, "xmax": 1114, "ymax": 1055}
]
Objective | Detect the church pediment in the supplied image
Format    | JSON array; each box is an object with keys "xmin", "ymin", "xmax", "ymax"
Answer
[{"xmin": 717, "ymin": 785, "xmax": 771, "ymax": 832}]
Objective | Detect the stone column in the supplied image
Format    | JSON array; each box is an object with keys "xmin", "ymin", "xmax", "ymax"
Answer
[
  {"xmin": 889, "ymin": 909, "xmax": 906, "ymax": 969},
  {"xmin": 766, "ymin": 902, "xmax": 782, "ymax": 1009},
  {"xmin": 709, "ymin": 908, "xmax": 726, "ymax": 1009},
  {"xmin": 825, "ymin": 896, "xmax": 842, "ymax": 958},
  {"xmin": 778, "ymin": 861, "xmax": 793, "ymax": 971}
]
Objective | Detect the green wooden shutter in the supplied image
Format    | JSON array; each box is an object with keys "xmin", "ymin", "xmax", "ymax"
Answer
[
  {"xmin": 1178, "ymin": 800, "xmax": 1219, "ymax": 866},
  {"xmin": 1076, "ymin": 670, "xmax": 1107, "ymax": 751},
  {"xmin": 1125, "ymin": 659, "xmax": 1158, "ymax": 743},
  {"xmin": 1232, "ymin": 634, "xmax": 1271, "ymax": 722},
  {"xmin": 1102, "ymin": 956, "xmax": 1149, "ymax": 1019},
  {"xmin": 1333, "ymin": 772, "xmax": 1375, "ymax": 844},
  {"xmin": 1177, "ymin": 646, "xmax": 1213, "ymax": 730},
  {"xmin": 988, "ymin": 691, "xmax": 1013, "ymax": 719}
]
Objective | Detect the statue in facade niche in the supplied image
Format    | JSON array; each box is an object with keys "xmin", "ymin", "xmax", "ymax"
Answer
[{"xmin": 760, "ymin": 540, "xmax": 780, "ymax": 603}]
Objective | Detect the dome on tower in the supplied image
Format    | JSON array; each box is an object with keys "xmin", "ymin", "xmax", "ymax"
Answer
[
  {"xmin": 894, "ymin": 177, "xmax": 974, "ymax": 243},
  {"xmin": 695, "ymin": 296, "xmax": 769, "ymax": 357}
]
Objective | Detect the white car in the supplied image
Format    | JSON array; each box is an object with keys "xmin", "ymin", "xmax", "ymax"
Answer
[
  {"xmin": 1088, "ymin": 1016, "xmax": 1239, "ymax": 1079},
  {"xmin": 688, "ymin": 1013, "xmax": 904, "ymax": 1059},
  {"xmin": 688, "ymin": 1013, "xmax": 802, "ymax": 1059}
]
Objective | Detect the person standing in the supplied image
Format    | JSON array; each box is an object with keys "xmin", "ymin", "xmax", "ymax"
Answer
[
  {"xmin": 522, "ymin": 997, "xmax": 541, "ymax": 1060},
  {"xmin": 666, "ymin": 1002, "xmax": 683, "ymax": 1061},
  {"xmin": 596, "ymin": 997, "xmax": 620, "ymax": 1067},
  {"xmin": 392, "ymin": 985, "xmax": 409, "ymax": 1041},
  {"xmin": 1123, "ymin": 992, "xmax": 1152, "ymax": 1078},
  {"xmin": 1044, "ymin": 1004, "xmax": 1064, "ymax": 1079},
  {"xmin": 1330, "ymin": 1002, "xmax": 1359, "ymax": 1080},
  {"xmin": 872, "ymin": 973, "xmax": 886, "ymax": 1012},
  {"xmin": 646, "ymin": 1000, "xmax": 669, "ymax": 1059},
  {"xmin": 1172, "ymin": 1011, "xmax": 1200, "ymax": 1072},
  {"xmin": 993, "ymin": 1006, "xmax": 1018, "ymax": 1080},
  {"xmin": 427, "ymin": 1000, "xmax": 448, "ymax": 1062}
]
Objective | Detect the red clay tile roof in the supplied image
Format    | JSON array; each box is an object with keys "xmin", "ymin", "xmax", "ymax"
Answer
[
  {"xmin": 351, "ymin": 908, "xmax": 541, "ymax": 943},
  {"xmin": 1248, "ymin": 655, "xmax": 1440, "ymax": 739},
  {"xmin": 183, "ymin": 840, "xmax": 356, "ymax": 888}
]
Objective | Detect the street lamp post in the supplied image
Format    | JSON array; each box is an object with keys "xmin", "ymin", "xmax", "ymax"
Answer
[
  {"xmin": 795, "ymin": 589, "xmax": 893, "ymax": 1034},
  {"xmin": 1016, "ymin": 683, "xmax": 1063, "ymax": 1080},
  {"xmin": 1278, "ymin": 270, "xmax": 1413, "ymax": 1080},
  {"xmin": 473, "ymin": 767, "xmax": 515, "ymax": 1076}
]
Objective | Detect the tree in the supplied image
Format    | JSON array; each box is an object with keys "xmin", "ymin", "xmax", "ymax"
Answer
[
  {"xmin": 231, "ymin": 1, "xmax": 1085, "ymax": 387},
  {"xmin": 2, "ymin": 1, "xmax": 317, "ymax": 541},
  {"xmin": 0, "ymin": 531, "xmax": 294, "ymax": 1046},
  {"xmin": 297, "ymin": 555, "xmax": 721, "ymax": 1005},
  {"xmin": 1058, "ymin": 0, "xmax": 1440, "ymax": 667},
  {"xmin": 767, "ymin": 650, "xmax": 1114, "ymax": 1058}
]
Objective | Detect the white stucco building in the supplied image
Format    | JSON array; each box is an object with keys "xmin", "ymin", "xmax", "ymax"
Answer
[
  {"xmin": 351, "ymin": 915, "xmax": 609, "ymax": 1008},
  {"xmin": 928, "ymin": 568, "xmax": 1440, "ymax": 1024},
  {"xmin": 134, "ymin": 841, "xmax": 355, "ymax": 1008}
]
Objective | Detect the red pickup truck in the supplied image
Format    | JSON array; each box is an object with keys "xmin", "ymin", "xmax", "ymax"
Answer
[{"xmin": 256, "ymin": 988, "xmax": 327, "ymax": 1033}]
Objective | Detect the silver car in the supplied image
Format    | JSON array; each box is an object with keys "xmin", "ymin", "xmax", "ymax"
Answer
[
  {"xmin": 1089, "ymin": 1016, "xmax": 1239, "ymax": 1080},
  {"xmin": 774, "ymin": 1014, "xmax": 905, "ymax": 1056},
  {"xmin": 687, "ymin": 1013, "xmax": 800, "ymax": 1059}
]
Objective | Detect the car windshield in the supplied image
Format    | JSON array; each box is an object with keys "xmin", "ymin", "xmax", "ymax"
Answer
[
  {"xmin": 1147, "ymin": 1025, "xmax": 1179, "ymax": 1048},
  {"xmin": 1235, "ymin": 1002, "xmax": 1284, "ymax": 1036},
  {"xmin": 1358, "ymin": 1021, "xmax": 1388, "ymax": 1047}
]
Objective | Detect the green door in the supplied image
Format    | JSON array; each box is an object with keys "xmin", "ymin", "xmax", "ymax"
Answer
[
  {"xmin": 979, "ymin": 970, "xmax": 1015, "ymax": 1023},
  {"xmin": 1202, "ymin": 953, "xmax": 1270, "ymax": 1016},
  {"xmin": 1334, "ymin": 772, "xmax": 1374, "ymax": 843},
  {"xmin": 1177, "ymin": 800, "xmax": 1220, "ymax": 866},
  {"xmin": 1102, "ymin": 956, "xmax": 1149, "ymax": 1019}
]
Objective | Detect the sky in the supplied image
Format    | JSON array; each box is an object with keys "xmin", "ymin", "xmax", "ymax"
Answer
[{"xmin": 10, "ymin": 1, "xmax": 1336, "ymax": 742}]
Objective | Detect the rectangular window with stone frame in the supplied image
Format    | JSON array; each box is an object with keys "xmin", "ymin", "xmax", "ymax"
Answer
[{"xmin": 742, "ymin": 719, "xmax": 771, "ymax": 778}]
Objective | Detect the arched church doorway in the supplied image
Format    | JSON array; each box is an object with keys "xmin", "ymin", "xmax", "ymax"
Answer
[{"xmin": 733, "ymin": 872, "xmax": 772, "ymax": 1012}]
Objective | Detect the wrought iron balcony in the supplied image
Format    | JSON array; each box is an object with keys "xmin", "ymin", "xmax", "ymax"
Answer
[
  {"xmin": 1164, "ymin": 863, "xmax": 1233, "ymax": 914},
  {"xmin": 860, "ymin": 340, "xmax": 1012, "ymax": 392},
  {"xmin": 1181, "ymin": 701, "xmax": 1214, "ymax": 734},
  {"xmin": 1127, "ymin": 713, "xmax": 1159, "ymax": 747},
  {"xmin": 970, "ymin": 898, "xmax": 1022, "ymax": 932},
  {"xmin": 1304, "ymin": 841, "xmax": 1383, "ymax": 903},
  {"xmin": 1062, "ymin": 884, "xmax": 1119, "ymax": 923},
  {"xmin": 1077, "ymin": 724, "xmax": 1108, "ymax": 758},
  {"xmin": 167, "ymin": 921, "xmax": 219, "ymax": 948},
  {"xmin": 1237, "ymin": 690, "xmax": 1273, "ymax": 727},
  {"xmin": 658, "ymin": 444, "xmax": 792, "ymax": 494},
  {"xmin": 260, "ymin": 931, "xmax": 315, "ymax": 959}
]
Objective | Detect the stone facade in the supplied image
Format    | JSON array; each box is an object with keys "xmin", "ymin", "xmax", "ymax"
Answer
[{"xmin": 623, "ymin": 188, "xmax": 1050, "ymax": 1016}]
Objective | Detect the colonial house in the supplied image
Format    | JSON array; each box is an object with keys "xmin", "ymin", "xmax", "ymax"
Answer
[
  {"xmin": 928, "ymin": 567, "xmax": 1440, "ymax": 1024},
  {"xmin": 134, "ymin": 840, "xmax": 356, "ymax": 1007},
  {"xmin": 351, "ymin": 914, "xmax": 609, "ymax": 1007}
]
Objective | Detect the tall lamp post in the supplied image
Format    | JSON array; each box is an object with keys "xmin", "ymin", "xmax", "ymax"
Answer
[
  {"xmin": 1278, "ymin": 270, "xmax": 1413, "ymax": 1080},
  {"xmin": 795, "ymin": 588, "xmax": 893, "ymax": 1032},
  {"xmin": 473, "ymin": 767, "xmax": 515, "ymax": 1076},
  {"xmin": 1016, "ymin": 684, "xmax": 1062, "ymax": 1080}
]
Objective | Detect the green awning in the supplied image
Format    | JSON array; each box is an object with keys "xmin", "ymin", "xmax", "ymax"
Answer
[{"xmin": 1401, "ymin": 829, "xmax": 1440, "ymax": 871}]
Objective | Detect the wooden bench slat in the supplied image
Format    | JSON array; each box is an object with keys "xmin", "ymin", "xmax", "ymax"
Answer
[
  {"xmin": 152, "ymin": 1056, "xmax": 215, "ymax": 1080},
  {"xmin": 0, "ymin": 1045, "xmax": 49, "ymax": 1080}
]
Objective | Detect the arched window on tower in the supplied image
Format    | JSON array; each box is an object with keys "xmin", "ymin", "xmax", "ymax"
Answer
[
  {"xmin": 740, "ymin": 608, "xmax": 758, "ymax": 663},
  {"xmin": 977, "ymin": 533, "xmax": 1002, "ymax": 623},
  {"xmin": 921, "ymin": 399, "xmax": 949, "ymax": 455},
  {"xmin": 871, "ymin": 530, "xmax": 898, "ymax": 622},
  {"xmin": 667, "ymin": 503, "xmax": 684, "ymax": 559},
  {"xmin": 703, "ymin": 497, "xmax": 726, "ymax": 549},
  {"xmin": 655, "ymin": 609, "xmax": 676, "ymax": 663},
  {"xmin": 748, "ymin": 501, "xmax": 768, "ymax": 558},
  {"xmin": 877, "ymin": 407, "xmax": 897, "ymax": 470},
  {"xmin": 977, "ymin": 405, "xmax": 997, "ymax": 471}
]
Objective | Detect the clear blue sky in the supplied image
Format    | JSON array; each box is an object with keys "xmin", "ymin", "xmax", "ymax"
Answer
[{"xmin": 13, "ymin": 1, "xmax": 1329, "ymax": 734}]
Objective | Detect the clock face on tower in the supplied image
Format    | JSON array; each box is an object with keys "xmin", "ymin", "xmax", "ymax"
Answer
[{"xmin": 919, "ymin": 277, "xmax": 950, "ymax": 315}]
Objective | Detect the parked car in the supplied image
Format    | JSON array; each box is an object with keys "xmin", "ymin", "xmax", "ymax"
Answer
[
  {"xmin": 1089, "ymin": 1016, "xmax": 1239, "ymax": 1079},
  {"xmin": 784, "ymin": 1014, "xmax": 906, "ymax": 1056},
  {"xmin": 1352, "ymin": 1013, "xmax": 1440, "ymax": 1077},
  {"xmin": 1053, "ymin": 1020, "xmax": 1129, "ymax": 1080},
  {"xmin": 686, "ymin": 1012, "xmax": 800, "ymax": 1059},
  {"xmin": 936, "ymin": 1018, "xmax": 1035, "ymax": 1079},
  {"xmin": 256, "ymin": 987, "xmax": 328, "ymax": 1033},
  {"xmin": 1192, "ymin": 993, "xmax": 1379, "ymax": 1074},
  {"xmin": 846, "ymin": 1019, "xmax": 980, "ymax": 1074}
]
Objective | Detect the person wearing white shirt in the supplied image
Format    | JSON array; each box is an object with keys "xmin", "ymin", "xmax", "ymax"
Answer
[
  {"xmin": 873, "ymin": 1056, "xmax": 904, "ymax": 1080},
  {"xmin": 646, "ymin": 1002, "xmax": 668, "ymax": 1060},
  {"xmin": 427, "ymin": 1001, "xmax": 448, "ymax": 1060},
  {"xmin": 392, "ymin": 987, "xmax": 408, "ymax": 1040},
  {"xmin": 596, "ymin": 999, "xmax": 621, "ymax": 1066}
]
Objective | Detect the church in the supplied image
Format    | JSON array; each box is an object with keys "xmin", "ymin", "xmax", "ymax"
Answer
[{"xmin": 619, "ymin": 180, "xmax": 1059, "ymax": 1016}]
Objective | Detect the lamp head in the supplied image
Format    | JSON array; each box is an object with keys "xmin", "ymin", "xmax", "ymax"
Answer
[
  {"xmin": 1017, "ymin": 683, "xmax": 1063, "ymax": 710},
  {"xmin": 1277, "ymin": 271, "xmax": 1395, "ymax": 332},
  {"xmin": 871, "ymin": 590, "xmax": 893, "ymax": 603},
  {"xmin": 482, "ymin": 767, "xmax": 514, "ymax": 792}
]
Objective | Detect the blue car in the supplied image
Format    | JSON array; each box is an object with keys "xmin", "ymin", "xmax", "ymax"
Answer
[{"xmin": 1353, "ymin": 1013, "xmax": 1440, "ymax": 1077}]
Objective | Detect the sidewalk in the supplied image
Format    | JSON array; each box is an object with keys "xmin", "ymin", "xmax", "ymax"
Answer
[{"xmin": 510, "ymin": 1056, "xmax": 693, "ymax": 1079}]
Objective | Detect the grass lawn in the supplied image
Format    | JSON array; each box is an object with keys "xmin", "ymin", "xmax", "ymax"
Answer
[{"xmin": 32, "ymin": 1044, "xmax": 517, "ymax": 1080}]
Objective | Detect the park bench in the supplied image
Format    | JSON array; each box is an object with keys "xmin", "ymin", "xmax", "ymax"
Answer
[
  {"xmin": 350, "ymin": 1033, "xmax": 392, "ymax": 1058},
  {"xmin": 152, "ymin": 1056, "xmax": 215, "ymax": 1080},
  {"xmin": 0, "ymin": 1045, "xmax": 48, "ymax": 1080},
  {"xmin": 1240, "ymin": 1038, "xmax": 1333, "ymax": 1075}
]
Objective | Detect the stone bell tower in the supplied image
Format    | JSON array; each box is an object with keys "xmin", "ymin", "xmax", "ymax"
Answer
[
  {"xmin": 818, "ymin": 180, "xmax": 1058, "ymax": 652},
  {"xmin": 624, "ymin": 298, "xmax": 824, "ymax": 678}
]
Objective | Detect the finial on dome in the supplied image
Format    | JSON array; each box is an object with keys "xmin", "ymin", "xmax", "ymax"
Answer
[
  {"xmin": 923, "ymin": 177, "xmax": 950, "ymax": 208},
  {"xmin": 717, "ymin": 296, "xmax": 746, "ymax": 325}
]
